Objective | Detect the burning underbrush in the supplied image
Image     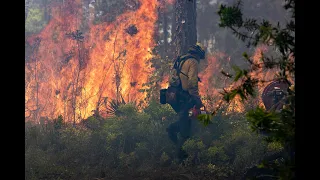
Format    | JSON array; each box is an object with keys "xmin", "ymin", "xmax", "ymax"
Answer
[
  {"xmin": 25, "ymin": 0, "xmax": 289, "ymax": 124},
  {"xmin": 25, "ymin": 0, "xmax": 158, "ymax": 123},
  {"xmin": 195, "ymin": 45, "xmax": 285, "ymax": 115},
  {"xmin": 158, "ymin": 45, "xmax": 284, "ymax": 116}
]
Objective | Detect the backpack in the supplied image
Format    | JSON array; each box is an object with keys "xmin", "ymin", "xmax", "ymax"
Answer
[
  {"xmin": 165, "ymin": 55, "xmax": 200, "ymax": 112},
  {"xmin": 169, "ymin": 55, "xmax": 201, "ymax": 88},
  {"xmin": 169, "ymin": 55, "xmax": 195, "ymax": 88}
]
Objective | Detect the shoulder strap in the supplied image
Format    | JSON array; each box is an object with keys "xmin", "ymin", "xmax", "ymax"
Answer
[
  {"xmin": 178, "ymin": 59, "xmax": 189, "ymax": 77},
  {"xmin": 173, "ymin": 54, "xmax": 201, "ymax": 81},
  {"xmin": 176, "ymin": 55, "xmax": 194, "ymax": 77}
]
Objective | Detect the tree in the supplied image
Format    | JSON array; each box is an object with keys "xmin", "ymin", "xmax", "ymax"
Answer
[
  {"xmin": 66, "ymin": 30, "xmax": 86, "ymax": 125},
  {"xmin": 196, "ymin": 0, "xmax": 289, "ymax": 67},
  {"xmin": 173, "ymin": 0, "xmax": 197, "ymax": 56},
  {"xmin": 199, "ymin": 0, "xmax": 295, "ymax": 179}
]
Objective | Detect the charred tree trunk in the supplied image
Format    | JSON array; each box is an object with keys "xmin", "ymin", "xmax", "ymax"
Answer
[
  {"xmin": 67, "ymin": 30, "xmax": 85, "ymax": 125},
  {"xmin": 173, "ymin": 0, "xmax": 197, "ymax": 57},
  {"xmin": 74, "ymin": 40, "xmax": 85, "ymax": 124}
]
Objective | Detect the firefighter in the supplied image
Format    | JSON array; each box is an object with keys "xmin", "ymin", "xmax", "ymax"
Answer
[{"xmin": 165, "ymin": 43, "xmax": 206, "ymax": 161}]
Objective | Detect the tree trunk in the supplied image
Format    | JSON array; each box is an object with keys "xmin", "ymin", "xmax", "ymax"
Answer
[{"xmin": 173, "ymin": 0, "xmax": 197, "ymax": 57}]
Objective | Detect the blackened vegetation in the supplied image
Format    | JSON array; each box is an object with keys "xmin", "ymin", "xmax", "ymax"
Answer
[
  {"xmin": 130, "ymin": 81, "xmax": 137, "ymax": 87},
  {"xmin": 63, "ymin": 50, "xmax": 75, "ymax": 64},
  {"xmin": 55, "ymin": 90, "xmax": 60, "ymax": 95},
  {"xmin": 125, "ymin": 24, "xmax": 139, "ymax": 36},
  {"xmin": 65, "ymin": 30, "xmax": 89, "ymax": 70},
  {"xmin": 57, "ymin": 50, "xmax": 74, "ymax": 72},
  {"xmin": 66, "ymin": 30, "xmax": 84, "ymax": 42}
]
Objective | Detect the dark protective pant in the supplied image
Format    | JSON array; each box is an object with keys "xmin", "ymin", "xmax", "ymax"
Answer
[{"xmin": 166, "ymin": 101, "xmax": 194, "ymax": 160}]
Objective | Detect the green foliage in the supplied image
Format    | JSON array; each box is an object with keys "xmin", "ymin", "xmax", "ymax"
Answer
[
  {"xmin": 181, "ymin": 139, "xmax": 206, "ymax": 166},
  {"xmin": 160, "ymin": 152, "xmax": 170, "ymax": 165},
  {"xmin": 84, "ymin": 116, "xmax": 100, "ymax": 130},
  {"xmin": 232, "ymin": 65, "xmax": 248, "ymax": 81},
  {"xmin": 182, "ymin": 139, "xmax": 206, "ymax": 154},
  {"xmin": 25, "ymin": 7, "xmax": 47, "ymax": 34},
  {"xmin": 25, "ymin": 147, "xmax": 51, "ymax": 180},
  {"xmin": 26, "ymin": 100, "xmax": 273, "ymax": 179},
  {"xmin": 246, "ymin": 107, "xmax": 281, "ymax": 132},
  {"xmin": 246, "ymin": 106, "xmax": 294, "ymax": 148},
  {"xmin": 267, "ymin": 142, "xmax": 284, "ymax": 152},
  {"xmin": 221, "ymin": 76, "xmax": 258, "ymax": 103},
  {"xmin": 197, "ymin": 114, "xmax": 213, "ymax": 126},
  {"xmin": 218, "ymin": 1, "xmax": 243, "ymax": 28},
  {"xmin": 144, "ymin": 99, "xmax": 177, "ymax": 123},
  {"xmin": 207, "ymin": 146, "xmax": 229, "ymax": 162},
  {"xmin": 218, "ymin": 0, "xmax": 295, "ymax": 50},
  {"xmin": 106, "ymin": 96, "xmax": 127, "ymax": 116},
  {"xmin": 215, "ymin": 0, "xmax": 295, "ymax": 179}
]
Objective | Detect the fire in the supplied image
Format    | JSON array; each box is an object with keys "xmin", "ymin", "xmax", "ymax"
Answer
[
  {"xmin": 225, "ymin": 46, "xmax": 271, "ymax": 113},
  {"xmin": 249, "ymin": 45, "xmax": 278, "ymax": 108},
  {"xmin": 198, "ymin": 46, "xmax": 287, "ymax": 114},
  {"xmin": 155, "ymin": 45, "xmax": 287, "ymax": 115},
  {"xmin": 198, "ymin": 55, "xmax": 222, "ymax": 111},
  {"xmin": 25, "ymin": 0, "xmax": 159, "ymax": 122},
  {"xmin": 156, "ymin": 45, "xmax": 288, "ymax": 115},
  {"xmin": 160, "ymin": 75, "xmax": 169, "ymax": 89},
  {"xmin": 226, "ymin": 95, "xmax": 245, "ymax": 113}
]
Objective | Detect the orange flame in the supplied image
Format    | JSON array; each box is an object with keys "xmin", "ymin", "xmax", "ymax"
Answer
[
  {"xmin": 160, "ymin": 75, "xmax": 169, "ymax": 89},
  {"xmin": 198, "ymin": 46, "xmax": 288, "ymax": 114},
  {"xmin": 225, "ymin": 46, "xmax": 270, "ymax": 113},
  {"xmin": 249, "ymin": 45, "xmax": 277, "ymax": 108},
  {"xmin": 198, "ymin": 55, "xmax": 222, "ymax": 111},
  {"xmin": 226, "ymin": 95, "xmax": 245, "ymax": 113},
  {"xmin": 25, "ymin": 0, "xmax": 159, "ymax": 122}
]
